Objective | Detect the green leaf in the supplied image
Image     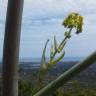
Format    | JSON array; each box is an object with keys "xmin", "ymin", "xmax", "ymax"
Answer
[
  {"xmin": 54, "ymin": 36, "xmax": 58, "ymax": 51},
  {"xmin": 50, "ymin": 43, "xmax": 55, "ymax": 61},
  {"xmin": 49, "ymin": 51, "xmax": 65, "ymax": 66},
  {"xmin": 41, "ymin": 39, "xmax": 49, "ymax": 70}
]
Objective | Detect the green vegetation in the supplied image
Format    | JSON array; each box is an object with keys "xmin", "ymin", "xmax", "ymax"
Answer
[
  {"xmin": 65, "ymin": 80, "xmax": 96, "ymax": 96},
  {"xmin": 0, "ymin": 79, "xmax": 96, "ymax": 96},
  {"xmin": 2, "ymin": 12, "xmax": 95, "ymax": 96},
  {"xmin": 17, "ymin": 13, "xmax": 85, "ymax": 96},
  {"xmin": 38, "ymin": 13, "xmax": 83, "ymax": 87},
  {"xmin": 18, "ymin": 80, "xmax": 33, "ymax": 96},
  {"xmin": 18, "ymin": 80, "xmax": 96, "ymax": 96}
]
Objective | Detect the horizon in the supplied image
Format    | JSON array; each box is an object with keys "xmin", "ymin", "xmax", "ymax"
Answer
[{"xmin": 0, "ymin": 56, "xmax": 83, "ymax": 63}]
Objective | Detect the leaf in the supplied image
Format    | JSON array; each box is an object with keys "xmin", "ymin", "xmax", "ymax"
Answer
[
  {"xmin": 54, "ymin": 36, "xmax": 58, "ymax": 51},
  {"xmin": 49, "ymin": 51, "xmax": 65, "ymax": 66},
  {"xmin": 41, "ymin": 39, "xmax": 49, "ymax": 70},
  {"xmin": 50, "ymin": 44, "xmax": 55, "ymax": 61}
]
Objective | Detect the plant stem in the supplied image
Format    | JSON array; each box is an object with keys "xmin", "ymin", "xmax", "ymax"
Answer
[
  {"xmin": 37, "ymin": 28, "xmax": 73, "ymax": 90},
  {"xmin": 49, "ymin": 27, "xmax": 73, "ymax": 63}
]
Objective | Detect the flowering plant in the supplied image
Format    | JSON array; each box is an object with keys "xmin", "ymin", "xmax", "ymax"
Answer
[{"xmin": 38, "ymin": 13, "xmax": 83, "ymax": 85}]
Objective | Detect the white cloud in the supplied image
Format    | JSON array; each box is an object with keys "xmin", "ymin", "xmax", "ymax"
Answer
[
  {"xmin": 23, "ymin": 0, "xmax": 96, "ymax": 18},
  {"xmin": 23, "ymin": 0, "xmax": 79, "ymax": 18},
  {"xmin": 1, "ymin": 0, "xmax": 96, "ymax": 19},
  {"xmin": 1, "ymin": 0, "xmax": 96, "ymax": 27}
]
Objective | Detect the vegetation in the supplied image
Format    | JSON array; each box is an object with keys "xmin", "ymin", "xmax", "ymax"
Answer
[
  {"xmin": 2, "ymin": 0, "xmax": 96, "ymax": 95},
  {"xmin": 17, "ymin": 13, "xmax": 85, "ymax": 96},
  {"xmin": 1, "ymin": 12, "xmax": 96, "ymax": 96},
  {"xmin": 38, "ymin": 12, "xmax": 83, "ymax": 88},
  {"xmin": 18, "ymin": 80, "xmax": 96, "ymax": 96}
]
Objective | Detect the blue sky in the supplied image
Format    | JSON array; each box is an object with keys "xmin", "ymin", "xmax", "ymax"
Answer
[
  {"xmin": 0, "ymin": 0, "xmax": 96, "ymax": 60},
  {"xmin": 1, "ymin": 0, "xmax": 96, "ymax": 19}
]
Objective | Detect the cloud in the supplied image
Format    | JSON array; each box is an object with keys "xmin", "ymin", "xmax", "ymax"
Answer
[
  {"xmin": 23, "ymin": 0, "xmax": 96, "ymax": 19},
  {"xmin": 23, "ymin": 0, "xmax": 79, "ymax": 18},
  {"xmin": 1, "ymin": 0, "xmax": 96, "ymax": 27},
  {"xmin": 1, "ymin": 0, "xmax": 96, "ymax": 19}
]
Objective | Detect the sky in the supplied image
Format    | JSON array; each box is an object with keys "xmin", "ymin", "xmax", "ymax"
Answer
[
  {"xmin": 0, "ymin": 0, "xmax": 96, "ymax": 60},
  {"xmin": 1, "ymin": 0, "xmax": 96, "ymax": 19}
]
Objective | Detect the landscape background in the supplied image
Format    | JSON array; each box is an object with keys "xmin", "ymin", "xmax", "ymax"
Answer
[{"xmin": 0, "ymin": 1, "xmax": 96, "ymax": 95}]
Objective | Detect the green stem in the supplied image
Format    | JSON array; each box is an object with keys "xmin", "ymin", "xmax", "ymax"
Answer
[
  {"xmin": 49, "ymin": 28, "xmax": 73, "ymax": 62},
  {"xmin": 36, "ymin": 28, "xmax": 73, "ymax": 90}
]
